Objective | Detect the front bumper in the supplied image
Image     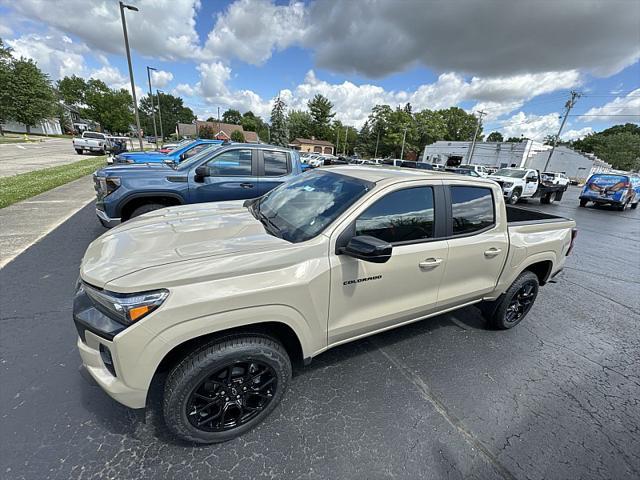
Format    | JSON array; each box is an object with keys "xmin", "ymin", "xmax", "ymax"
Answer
[
  {"xmin": 580, "ymin": 195, "xmax": 623, "ymax": 205},
  {"xmin": 77, "ymin": 334, "xmax": 147, "ymax": 408},
  {"xmin": 96, "ymin": 208, "xmax": 121, "ymax": 227}
]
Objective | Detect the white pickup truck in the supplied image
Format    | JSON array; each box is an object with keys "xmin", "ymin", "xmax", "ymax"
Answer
[
  {"xmin": 74, "ymin": 167, "xmax": 577, "ymax": 443},
  {"xmin": 489, "ymin": 167, "xmax": 568, "ymax": 204},
  {"xmin": 73, "ymin": 131, "xmax": 111, "ymax": 155}
]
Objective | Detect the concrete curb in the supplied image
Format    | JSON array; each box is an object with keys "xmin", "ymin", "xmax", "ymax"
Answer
[{"xmin": 0, "ymin": 175, "xmax": 96, "ymax": 269}]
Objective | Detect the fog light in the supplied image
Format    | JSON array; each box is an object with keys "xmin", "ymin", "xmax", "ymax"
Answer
[{"xmin": 99, "ymin": 344, "xmax": 116, "ymax": 377}]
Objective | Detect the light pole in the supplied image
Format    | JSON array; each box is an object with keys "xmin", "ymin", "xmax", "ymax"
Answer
[
  {"xmin": 146, "ymin": 66, "xmax": 158, "ymax": 148},
  {"xmin": 119, "ymin": 1, "xmax": 143, "ymax": 151},
  {"xmin": 156, "ymin": 89, "xmax": 164, "ymax": 144}
]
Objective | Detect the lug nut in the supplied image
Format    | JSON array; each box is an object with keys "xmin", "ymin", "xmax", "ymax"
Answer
[
  {"xmin": 236, "ymin": 395, "xmax": 240, "ymax": 399},
  {"xmin": 225, "ymin": 397, "xmax": 229, "ymax": 401}
]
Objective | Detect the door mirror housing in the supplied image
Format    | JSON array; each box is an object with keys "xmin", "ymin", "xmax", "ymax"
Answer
[
  {"xmin": 194, "ymin": 165, "xmax": 210, "ymax": 182},
  {"xmin": 341, "ymin": 235, "xmax": 392, "ymax": 263},
  {"xmin": 527, "ymin": 176, "xmax": 538, "ymax": 183}
]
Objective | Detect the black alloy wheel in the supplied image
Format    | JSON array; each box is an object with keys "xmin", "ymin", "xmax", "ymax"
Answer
[
  {"xmin": 186, "ymin": 361, "xmax": 277, "ymax": 432},
  {"xmin": 504, "ymin": 281, "xmax": 538, "ymax": 325}
]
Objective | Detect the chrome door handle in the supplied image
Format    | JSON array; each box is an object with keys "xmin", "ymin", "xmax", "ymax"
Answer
[
  {"xmin": 239, "ymin": 183, "xmax": 254, "ymax": 189},
  {"xmin": 484, "ymin": 248, "xmax": 502, "ymax": 258},
  {"xmin": 419, "ymin": 258, "xmax": 443, "ymax": 269}
]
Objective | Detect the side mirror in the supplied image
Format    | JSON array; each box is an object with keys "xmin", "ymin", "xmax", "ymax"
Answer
[
  {"xmin": 179, "ymin": 152, "xmax": 187, "ymax": 161},
  {"xmin": 194, "ymin": 165, "xmax": 210, "ymax": 181},
  {"xmin": 527, "ymin": 176, "xmax": 538, "ymax": 183},
  {"xmin": 341, "ymin": 235, "xmax": 392, "ymax": 263}
]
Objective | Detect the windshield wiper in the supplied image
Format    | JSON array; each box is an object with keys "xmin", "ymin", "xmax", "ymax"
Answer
[{"xmin": 251, "ymin": 200, "xmax": 282, "ymax": 237}]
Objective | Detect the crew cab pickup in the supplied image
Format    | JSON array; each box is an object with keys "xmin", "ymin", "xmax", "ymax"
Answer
[
  {"xmin": 93, "ymin": 143, "xmax": 302, "ymax": 227},
  {"xmin": 489, "ymin": 167, "xmax": 568, "ymax": 204},
  {"xmin": 74, "ymin": 167, "xmax": 577, "ymax": 443},
  {"xmin": 73, "ymin": 131, "xmax": 111, "ymax": 154}
]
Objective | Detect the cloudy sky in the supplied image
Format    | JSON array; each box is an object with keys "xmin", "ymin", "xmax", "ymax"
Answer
[{"xmin": 1, "ymin": 0, "xmax": 638, "ymax": 141}]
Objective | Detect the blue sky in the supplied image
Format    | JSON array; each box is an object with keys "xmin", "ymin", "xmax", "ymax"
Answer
[{"xmin": 1, "ymin": 0, "xmax": 638, "ymax": 141}]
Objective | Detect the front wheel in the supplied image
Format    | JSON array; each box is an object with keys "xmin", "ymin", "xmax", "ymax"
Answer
[
  {"xmin": 75, "ymin": 148, "xmax": 83, "ymax": 154},
  {"xmin": 482, "ymin": 271, "xmax": 539, "ymax": 329},
  {"xmin": 579, "ymin": 199, "xmax": 588, "ymax": 207},
  {"xmin": 163, "ymin": 335, "xmax": 292, "ymax": 444},
  {"xmin": 508, "ymin": 189, "xmax": 521, "ymax": 205},
  {"xmin": 631, "ymin": 202, "xmax": 638, "ymax": 210}
]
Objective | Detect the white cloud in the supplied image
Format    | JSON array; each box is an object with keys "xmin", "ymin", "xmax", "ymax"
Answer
[
  {"xmin": 6, "ymin": 33, "xmax": 87, "ymax": 79},
  {"xmin": 151, "ymin": 70, "xmax": 173, "ymax": 89},
  {"xmin": 90, "ymin": 66, "xmax": 128, "ymax": 87},
  {"xmin": 580, "ymin": 89, "xmax": 640, "ymax": 123},
  {"xmin": 499, "ymin": 112, "xmax": 561, "ymax": 141},
  {"xmin": 173, "ymin": 83, "xmax": 197, "ymax": 97},
  {"xmin": 562, "ymin": 127, "xmax": 594, "ymax": 141},
  {"xmin": 202, "ymin": 0, "xmax": 306, "ymax": 64},
  {"xmin": 0, "ymin": 22, "xmax": 14, "ymax": 37},
  {"xmin": 11, "ymin": 0, "xmax": 202, "ymax": 61}
]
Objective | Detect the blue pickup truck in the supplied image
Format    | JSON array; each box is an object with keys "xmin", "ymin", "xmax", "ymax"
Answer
[
  {"xmin": 111, "ymin": 139, "xmax": 223, "ymax": 165},
  {"xmin": 94, "ymin": 143, "xmax": 303, "ymax": 227}
]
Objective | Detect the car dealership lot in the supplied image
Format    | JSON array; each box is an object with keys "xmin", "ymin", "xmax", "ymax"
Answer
[
  {"xmin": 0, "ymin": 186, "xmax": 638, "ymax": 479},
  {"xmin": 0, "ymin": 138, "xmax": 87, "ymax": 178}
]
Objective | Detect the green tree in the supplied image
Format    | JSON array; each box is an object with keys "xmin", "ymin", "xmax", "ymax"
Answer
[
  {"xmin": 198, "ymin": 124, "xmax": 215, "ymax": 139},
  {"xmin": 0, "ymin": 39, "xmax": 14, "ymax": 135},
  {"xmin": 308, "ymin": 94, "xmax": 335, "ymax": 140},
  {"xmin": 439, "ymin": 107, "xmax": 482, "ymax": 141},
  {"xmin": 240, "ymin": 111, "xmax": 269, "ymax": 141},
  {"xmin": 222, "ymin": 109, "xmax": 242, "ymax": 124},
  {"xmin": 573, "ymin": 126, "xmax": 640, "ymax": 171},
  {"xmin": 506, "ymin": 136, "xmax": 524, "ymax": 143},
  {"xmin": 139, "ymin": 92, "xmax": 195, "ymax": 140},
  {"xmin": 287, "ymin": 109, "xmax": 314, "ymax": 141},
  {"xmin": 230, "ymin": 130, "xmax": 245, "ymax": 142},
  {"xmin": 269, "ymin": 96, "xmax": 288, "ymax": 146},
  {"xmin": 56, "ymin": 75, "xmax": 87, "ymax": 107},
  {"xmin": 487, "ymin": 131, "xmax": 504, "ymax": 142},
  {"xmin": 414, "ymin": 109, "xmax": 446, "ymax": 151},
  {"xmin": 83, "ymin": 79, "xmax": 133, "ymax": 134},
  {"xmin": 8, "ymin": 56, "xmax": 56, "ymax": 133}
]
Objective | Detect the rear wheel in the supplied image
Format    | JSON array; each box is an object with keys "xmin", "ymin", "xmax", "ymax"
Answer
[
  {"xmin": 540, "ymin": 192, "xmax": 554, "ymax": 204},
  {"xmin": 129, "ymin": 203, "xmax": 165, "ymax": 219},
  {"xmin": 483, "ymin": 271, "xmax": 539, "ymax": 330},
  {"xmin": 579, "ymin": 199, "xmax": 588, "ymax": 207},
  {"xmin": 75, "ymin": 148, "xmax": 83, "ymax": 154},
  {"xmin": 631, "ymin": 202, "xmax": 638, "ymax": 210},
  {"xmin": 617, "ymin": 201, "xmax": 628, "ymax": 211},
  {"xmin": 163, "ymin": 335, "xmax": 291, "ymax": 444}
]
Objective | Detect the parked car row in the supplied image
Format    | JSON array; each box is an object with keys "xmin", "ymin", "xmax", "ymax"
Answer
[
  {"xmin": 77, "ymin": 156, "xmax": 578, "ymax": 444},
  {"xmin": 73, "ymin": 131, "xmax": 129, "ymax": 155}
]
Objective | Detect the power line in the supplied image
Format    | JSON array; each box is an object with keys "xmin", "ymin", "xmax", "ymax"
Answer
[
  {"xmin": 544, "ymin": 90, "xmax": 581, "ymax": 171},
  {"xmin": 567, "ymin": 114, "xmax": 640, "ymax": 117}
]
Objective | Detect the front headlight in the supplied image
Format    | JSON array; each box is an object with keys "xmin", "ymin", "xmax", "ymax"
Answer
[
  {"xmin": 502, "ymin": 182, "xmax": 513, "ymax": 188},
  {"xmin": 97, "ymin": 176, "xmax": 121, "ymax": 196},
  {"xmin": 84, "ymin": 284, "xmax": 168, "ymax": 325}
]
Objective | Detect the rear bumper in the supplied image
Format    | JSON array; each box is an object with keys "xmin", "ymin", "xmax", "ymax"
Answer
[
  {"xmin": 96, "ymin": 208, "xmax": 121, "ymax": 227},
  {"xmin": 580, "ymin": 196, "xmax": 623, "ymax": 205}
]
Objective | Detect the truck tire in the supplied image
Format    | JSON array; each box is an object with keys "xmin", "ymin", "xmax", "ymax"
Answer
[
  {"xmin": 555, "ymin": 190, "xmax": 564, "ymax": 201},
  {"xmin": 483, "ymin": 271, "xmax": 539, "ymax": 330},
  {"xmin": 579, "ymin": 199, "xmax": 588, "ymax": 207},
  {"xmin": 508, "ymin": 188, "xmax": 521, "ymax": 205},
  {"xmin": 163, "ymin": 335, "xmax": 292, "ymax": 444},
  {"xmin": 129, "ymin": 203, "xmax": 166, "ymax": 219},
  {"xmin": 540, "ymin": 192, "xmax": 553, "ymax": 204},
  {"xmin": 631, "ymin": 202, "xmax": 638, "ymax": 210},
  {"xmin": 75, "ymin": 149, "xmax": 83, "ymax": 154}
]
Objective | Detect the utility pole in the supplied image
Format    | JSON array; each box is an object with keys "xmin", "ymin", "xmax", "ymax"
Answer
[
  {"xmin": 343, "ymin": 125, "xmax": 348, "ymax": 155},
  {"xmin": 119, "ymin": 2, "xmax": 143, "ymax": 151},
  {"xmin": 335, "ymin": 128, "xmax": 340, "ymax": 156},
  {"xmin": 146, "ymin": 66, "xmax": 158, "ymax": 148},
  {"xmin": 543, "ymin": 90, "xmax": 581, "ymax": 171},
  {"xmin": 466, "ymin": 110, "xmax": 486, "ymax": 164},
  {"xmin": 374, "ymin": 129, "xmax": 380, "ymax": 158},
  {"xmin": 400, "ymin": 127, "xmax": 408, "ymax": 160},
  {"xmin": 156, "ymin": 89, "xmax": 164, "ymax": 144}
]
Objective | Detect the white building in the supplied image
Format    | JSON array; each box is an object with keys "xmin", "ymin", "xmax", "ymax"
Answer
[
  {"xmin": 525, "ymin": 146, "xmax": 612, "ymax": 183},
  {"xmin": 422, "ymin": 140, "xmax": 550, "ymax": 168},
  {"xmin": 1, "ymin": 118, "xmax": 62, "ymax": 135}
]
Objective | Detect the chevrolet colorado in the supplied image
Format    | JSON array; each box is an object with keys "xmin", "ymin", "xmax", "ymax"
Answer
[{"xmin": 74, "ymin": 167, "xmax": 577, "ymax": 443}]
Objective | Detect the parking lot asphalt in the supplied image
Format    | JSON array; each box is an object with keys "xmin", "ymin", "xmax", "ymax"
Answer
[
  {"xmin": 0, "ymin": 138, "xmax": 88, "ymax": 177},
  {"xmin": 1, "ymin": 186, "xmax": 639, "ymax": 479}
]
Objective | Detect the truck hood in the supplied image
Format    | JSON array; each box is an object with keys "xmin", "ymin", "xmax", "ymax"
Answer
[
  {"xmin": 116, "ymin": 151, "xmax": 174, "ymax": 163},
  {"xmin": 81, "ymin": 201, "xmax": 291, "ymax": 288},
  {"xmin": 488, "ymin": 175, "xmax": 522, "ymax": 183}
]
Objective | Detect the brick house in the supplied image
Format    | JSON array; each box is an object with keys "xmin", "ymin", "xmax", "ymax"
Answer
[{"xmin": 288, "ymin": 137, "xmax": 334, "ymax": 155}]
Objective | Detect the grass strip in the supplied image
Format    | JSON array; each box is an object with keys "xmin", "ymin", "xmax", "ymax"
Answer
[{"xmin": 0, "ymin": 155, "xmax": 106, "ymax": 209}]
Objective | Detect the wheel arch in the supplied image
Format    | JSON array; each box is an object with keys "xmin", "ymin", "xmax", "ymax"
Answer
[{"xmin": 117, "ymin": 192, "xmax": 185, "ymax": 220}]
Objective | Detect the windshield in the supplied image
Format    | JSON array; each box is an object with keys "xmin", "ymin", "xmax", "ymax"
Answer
[
  {"xmin": 493, "ymin": 169, "xmax": 527, "ymax": 178},
  {"xmin": 251, "ymin": 171, "xmax": 373, "ymax": 243},
  {"xmin": 588, "ymin": 174, "xmax": 628, "ymax": 186},
  {"xmin": 175, "ymin": 144, "xmax": 224, "ymax": 170}
]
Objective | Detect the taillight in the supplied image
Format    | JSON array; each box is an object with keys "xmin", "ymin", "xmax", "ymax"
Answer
[{"xmin": 566, "ymin": 228, "xmax": 578, "ymax": 256}]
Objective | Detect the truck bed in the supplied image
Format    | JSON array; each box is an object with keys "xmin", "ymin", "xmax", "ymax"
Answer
[{"xmin": 506, "ymin": 205, "xmax": 570, "ymax": 225}]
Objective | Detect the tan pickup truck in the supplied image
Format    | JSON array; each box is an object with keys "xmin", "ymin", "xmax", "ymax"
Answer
[{"xmin": 74, "ymin": 166, "xmax": 577, "ymax": 443}]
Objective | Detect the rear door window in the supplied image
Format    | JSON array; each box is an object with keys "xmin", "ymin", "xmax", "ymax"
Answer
[
  {"xmin": 450, "ymin": 186, "xmax": 495, "ymax": 235},
  {"xmin": 263, "ymin": 150, "xmax": 290, "ymax": 176}
]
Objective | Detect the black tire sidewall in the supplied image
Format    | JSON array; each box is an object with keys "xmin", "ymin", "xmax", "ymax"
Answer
[
  {"xmin": 163, "ymin": 336, "xmax": 292, "ymax": 444},
  {"xmin": 489, "ymin": 271, "xmax": 539, "ymax": 329},
  {"xmin": 130, "ymin": 203, "xmax": 165, "ymax": 219},
  {"xmin": 509, "ymin": 189, "xmax": 521, "ymax": 204}
]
